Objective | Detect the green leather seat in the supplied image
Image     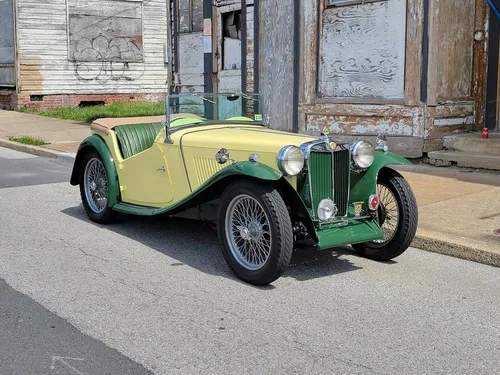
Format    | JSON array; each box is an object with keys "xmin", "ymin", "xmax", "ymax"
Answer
[{"xmin": 114, "ymin": 122, "xmax": 164, "ymax": 159}]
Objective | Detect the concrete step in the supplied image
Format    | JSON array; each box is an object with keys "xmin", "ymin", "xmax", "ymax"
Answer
[
  {"xmin": 428, "ymin": 150, "xmax": 500, "ymax": 170},
  {"xmin": 443, "ymin": 132, "xmax": 500, "ymax": 156}
]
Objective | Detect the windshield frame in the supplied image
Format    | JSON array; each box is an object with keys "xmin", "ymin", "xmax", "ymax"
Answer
[{"xmin": 165, "ymin": 92, "xmax": 265, "ymax": 132}]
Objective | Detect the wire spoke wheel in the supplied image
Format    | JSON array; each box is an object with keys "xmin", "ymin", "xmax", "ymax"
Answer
[
  {"xmin": 352, "ymin": 169, "xmax": 418, "ymax": 262},
  {"xmin": 225, "ymin": 194, "xmax": 272, "ymax": 271},
  {"xmin": 371, "ymin": 183, "xmax": 400, "ymax": 246},
  {"xmin": 83, "ymin": 158, "xmax": 108, "ymax": 214}
]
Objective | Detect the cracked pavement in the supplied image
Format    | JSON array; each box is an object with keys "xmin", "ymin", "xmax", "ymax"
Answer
[{"xmin": 1, "ymin": 147, "xmax": 500, "ymax": 374}]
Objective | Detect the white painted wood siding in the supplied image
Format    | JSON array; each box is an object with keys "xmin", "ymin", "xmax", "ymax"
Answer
[
  {"xmin": 16, "ymin": 0, "xmax": 169, "ymax": 95},
  {"xmin": 318, "ymin": 0, "xmax": 407, "ymax": 100}
]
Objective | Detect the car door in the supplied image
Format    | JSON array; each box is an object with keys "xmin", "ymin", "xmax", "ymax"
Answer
[{"xmin": 119, "ymin": 143, "xmax": 174, "ymax": 207}]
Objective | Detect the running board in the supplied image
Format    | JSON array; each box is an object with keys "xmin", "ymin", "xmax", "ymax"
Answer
[{"xmin": 113, "ymin": 202, "xmax": 165, "ymax": 216}]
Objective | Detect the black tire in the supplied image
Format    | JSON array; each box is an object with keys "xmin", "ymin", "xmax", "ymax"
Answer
[
  {"xmin": 352, "ymin": 169, "xmax": 418, "ymax": 261},
  {"xmin": 217, "ymin": 181, "xmax": 293, "ymax": 285},
  {"xmin": 79, "ymin": 150, "xmax": 117, "ymax": 224}
]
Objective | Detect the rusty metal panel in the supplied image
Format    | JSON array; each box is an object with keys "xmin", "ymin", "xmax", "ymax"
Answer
[
  {"xmin": 259, "ymin": 0, "xmax": 294, "ymax": 131},
  {"xmin": 318, "ymin": 0, "xmax": 407, "ymax": 100},
  {"xmin": 0, "ymin": 0, "xmax": 15, "ymax": 86}
]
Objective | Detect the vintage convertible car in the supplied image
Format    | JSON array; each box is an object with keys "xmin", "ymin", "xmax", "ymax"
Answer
[{"xmin": 70, "ymin": 93, "xmax": 418, "ymax": 285}]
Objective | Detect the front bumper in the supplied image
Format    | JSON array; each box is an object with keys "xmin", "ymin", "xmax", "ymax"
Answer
[{"xmin": 315, "ymin": 218, "xmax": 383, "ymax": 249}]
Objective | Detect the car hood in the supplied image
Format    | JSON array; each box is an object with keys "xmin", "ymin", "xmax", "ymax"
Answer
[{"xmin": 175, "ymin": 125, "xmax": 317, "ymax": 154}]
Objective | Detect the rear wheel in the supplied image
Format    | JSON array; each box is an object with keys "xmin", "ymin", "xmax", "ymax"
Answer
[
  {"xmin": 79, "ymin": 150, "xmax": 117, "ymax": 224},
  {"xmin": 352, "ymin": 169, "xmax": 418, "ymax": 261},
  {"xmin": 217, "ymin": 181, "xmax": 293, "ymax": 285}
]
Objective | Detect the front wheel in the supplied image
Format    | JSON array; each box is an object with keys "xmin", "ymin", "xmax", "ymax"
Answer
[
  {"xmin": 352, "ymin": 169, "xmax": 418, "ymax": 261},
  {"xmin": 217, "ymin": 181, "xmax": 293, "ymax": 286}
]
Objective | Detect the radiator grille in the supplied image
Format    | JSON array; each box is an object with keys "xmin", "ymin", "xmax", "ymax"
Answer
[
  {"xmin": 309, "ymin": 151, "xmax": 333, "ymax": 211},
  {"xmin": 309, "ymin": 149, "xmax": 350, "ymax": 218},
  {"xmin": 333, "ymin": 149, "xmax": 350, "ymax": 216}
]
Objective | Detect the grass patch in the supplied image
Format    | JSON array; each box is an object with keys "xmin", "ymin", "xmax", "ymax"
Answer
[
  {"xmin": 8, "ymin": 136, "xmax": 47, "ymax": 146},
  {"xmin": 19, "ymin": 101, "xmax": 166, "ymax": 123}
]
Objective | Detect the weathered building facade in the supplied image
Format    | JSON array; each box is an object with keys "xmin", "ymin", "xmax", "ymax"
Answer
[
  {"xmin": 0, "ymin": 0, "xmax": 170, "ymax": 109},
  {"xmin": 0, "ymin": 0, "xmax": 493, "ymax": 156},
  {"xmin": 168, "ymin": 0, "xmax": 489, "ymax": 156}
]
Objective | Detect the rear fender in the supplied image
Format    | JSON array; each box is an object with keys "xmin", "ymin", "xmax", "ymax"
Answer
[
  {"xmin": 349, "ymin": 151, "xmax": 411, "ymax": 202},
  {"xmin": 70, "ymin": 134, "xmax": 120, "ymax": 207}
]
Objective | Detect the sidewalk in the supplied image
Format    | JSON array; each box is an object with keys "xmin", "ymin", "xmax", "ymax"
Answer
[
  {"xmin": 0, "ymin": 110, "xmax": 90, "ymax": 156},
  {"xmin": 1, "ymin": 109, "xmax": 499, "ymax": 267}
]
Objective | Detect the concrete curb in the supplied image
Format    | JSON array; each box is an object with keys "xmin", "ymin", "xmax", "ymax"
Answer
[
  {"xmin": 0, "ymin": 138, "xmax": 76, "ymax": 163},
  {"xmin": 412, "ymin": 235, "xmax": 500, "ymax": 268}
]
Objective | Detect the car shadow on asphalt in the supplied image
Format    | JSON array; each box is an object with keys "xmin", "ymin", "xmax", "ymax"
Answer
[{"xmin": 62, "ymin": 206, "xmax": 363, "ymax": 285}]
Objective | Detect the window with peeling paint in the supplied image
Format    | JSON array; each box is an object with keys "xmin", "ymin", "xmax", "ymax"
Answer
[
  {"xmin": 178, "ymin": 0, "xmax": 203, "ymax": 33},
  {"xmin": 318, "ymin": 0, "xmax": 406, "ymax": 100}
]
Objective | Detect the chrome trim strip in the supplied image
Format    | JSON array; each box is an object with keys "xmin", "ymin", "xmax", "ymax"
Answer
[{"xmin": 317, "ymin": 214, "xmax": 373, "ymax": 228}]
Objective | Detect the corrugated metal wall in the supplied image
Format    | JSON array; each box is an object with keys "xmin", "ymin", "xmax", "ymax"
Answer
[{"xmin": 16, "ymin": 0, "xmax": 169, "ymax": 94}]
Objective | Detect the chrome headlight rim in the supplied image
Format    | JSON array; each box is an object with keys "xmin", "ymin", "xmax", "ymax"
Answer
[
  {"xmin": 277, "ymin": 145, "xmax": 305, "ymax": 176},
  {"xmin": 351, "ymin": 141, "xmax": 375, "ymax": 170}
]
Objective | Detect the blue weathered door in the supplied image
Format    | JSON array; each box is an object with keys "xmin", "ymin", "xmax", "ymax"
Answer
[{"xmin": 0, "ymin": 0, "xmax": 15, "ymax": 87}]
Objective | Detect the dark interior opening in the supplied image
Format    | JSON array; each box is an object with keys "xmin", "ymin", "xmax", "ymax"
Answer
[{"xmin": 78, "ymin": 101, "xmax": 105, "ymax": 108}]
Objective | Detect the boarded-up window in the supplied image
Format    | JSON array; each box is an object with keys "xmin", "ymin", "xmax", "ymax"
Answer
[
  {"xmin": 68, "ymin": 0, "xmax": 144, "ymax": 63},
  {"xmin": 178, "ymin": 0, "xmax": 203, "ymax": 33},
  {"xmin": 318, "ymin": 0, "xmax": 406, "ymax": 100}
]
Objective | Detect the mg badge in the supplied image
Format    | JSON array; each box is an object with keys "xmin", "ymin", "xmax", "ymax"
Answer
[{"xmin": 354, "ymin": 202, "xmax": 363, "ymax": 217}]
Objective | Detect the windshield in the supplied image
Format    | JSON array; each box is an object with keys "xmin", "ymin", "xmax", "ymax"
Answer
[{"xmin": 166, "ymin": 93, "xmax": 264, "ymax": 128}]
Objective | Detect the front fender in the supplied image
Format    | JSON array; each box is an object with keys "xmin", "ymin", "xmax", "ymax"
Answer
[
  {"xmin": 70, "ymin": 134, "xmax": 120, "ymax": 207},
  {"xmin": 349, "ymin": 151, "xmax": 411, "ymax": 202}
]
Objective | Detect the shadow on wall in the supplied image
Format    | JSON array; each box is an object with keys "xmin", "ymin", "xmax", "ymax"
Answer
[{"xmin": 62, "ymin": 204, "xmax": 363, "ymax": 285}]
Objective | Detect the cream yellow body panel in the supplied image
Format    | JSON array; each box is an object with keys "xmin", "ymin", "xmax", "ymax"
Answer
[
  {"xmin": 118, "ymin": 144, "xmax": 174, "ymax": 207},
  {"xmin": 170, "ymin": 125, "xmax": 314, "ymax": 191}
]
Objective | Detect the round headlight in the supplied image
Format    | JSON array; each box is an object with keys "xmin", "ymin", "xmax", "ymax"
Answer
[
  {"xmin": 277, "ymin": 145, "xmax": 304, "ymax": 176},
  {"xmin": 318, "ymin": 199, "xmax": 337, "ymax": 221},
  {"xmin": 351, "ymin": 141, "xmax": 375, "ymax": 169}
]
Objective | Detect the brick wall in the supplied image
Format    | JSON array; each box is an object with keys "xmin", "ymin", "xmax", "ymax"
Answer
[
  {"xmin": 12, "ymin": 93, "xmax": 167, "ymax": 110},
  {"xmin": 0, "ymin": 90, "xmax": 15, "ymax": 110}
]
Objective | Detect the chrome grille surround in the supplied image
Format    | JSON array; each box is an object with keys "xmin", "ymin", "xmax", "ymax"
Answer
[{"xmin": 299, "ymin": 137, "xmax": 351, "ymax": 221}]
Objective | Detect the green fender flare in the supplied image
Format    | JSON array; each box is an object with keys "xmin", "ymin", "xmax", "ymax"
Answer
[
  {"xmin": 70, "ymin": 134, "xmax": 120, "ymax": 207},
  {"xmin": 349, "ymin": 151, "xmax": 411, "ymax": 202}
]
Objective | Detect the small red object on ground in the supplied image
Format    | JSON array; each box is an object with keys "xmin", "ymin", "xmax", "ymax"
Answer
[{"xmin": 482, "ymin": 128, "xmax": 489, "ymax": 139}]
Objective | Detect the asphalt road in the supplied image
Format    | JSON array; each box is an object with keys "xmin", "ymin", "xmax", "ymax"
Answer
[
  {"xmin": 1, "ymin": 147, "xmax": 500, "ymax": 374},
  {"xmin": 0, "ymin": 147, "xmax": 151, "ymax": 374}
]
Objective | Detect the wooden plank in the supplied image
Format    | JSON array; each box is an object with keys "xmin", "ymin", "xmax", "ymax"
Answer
[
  {"xmin": 317, "ymin": 0, "xmax": 407, "ymax": 101},
  {"xmin": 472, "ymin": 0, "xmax": 489, "ymax": 130},
  {"xmin": 259, "ymin": 0, "xmax": 294, "ymax": 131},
  {"xmin": 426, "ymin": 0, "xmax": 439, "ymax": 105},
  {"xmin": 404, "ymin": 0, "xmax": 424, "ymax": 105},
  {"xmin": 305, "ymin": 114, "xmax": 415, "ymax": 136},
  {"xmin": 299, "ymin": 103, "xmax": 421, "ymax": 117},
  {"xmin": 300, "ymin": 0, "xmax": 318, "ymax": 105},
  {"xmin": 435, "ymin": 0, "xmax": 476, "ymax": 101}
]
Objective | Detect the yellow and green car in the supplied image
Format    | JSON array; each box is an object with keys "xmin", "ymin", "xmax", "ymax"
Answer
[{"xmin": 70, "ymin": 93, "xmax": 418, "ymax": 285}]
